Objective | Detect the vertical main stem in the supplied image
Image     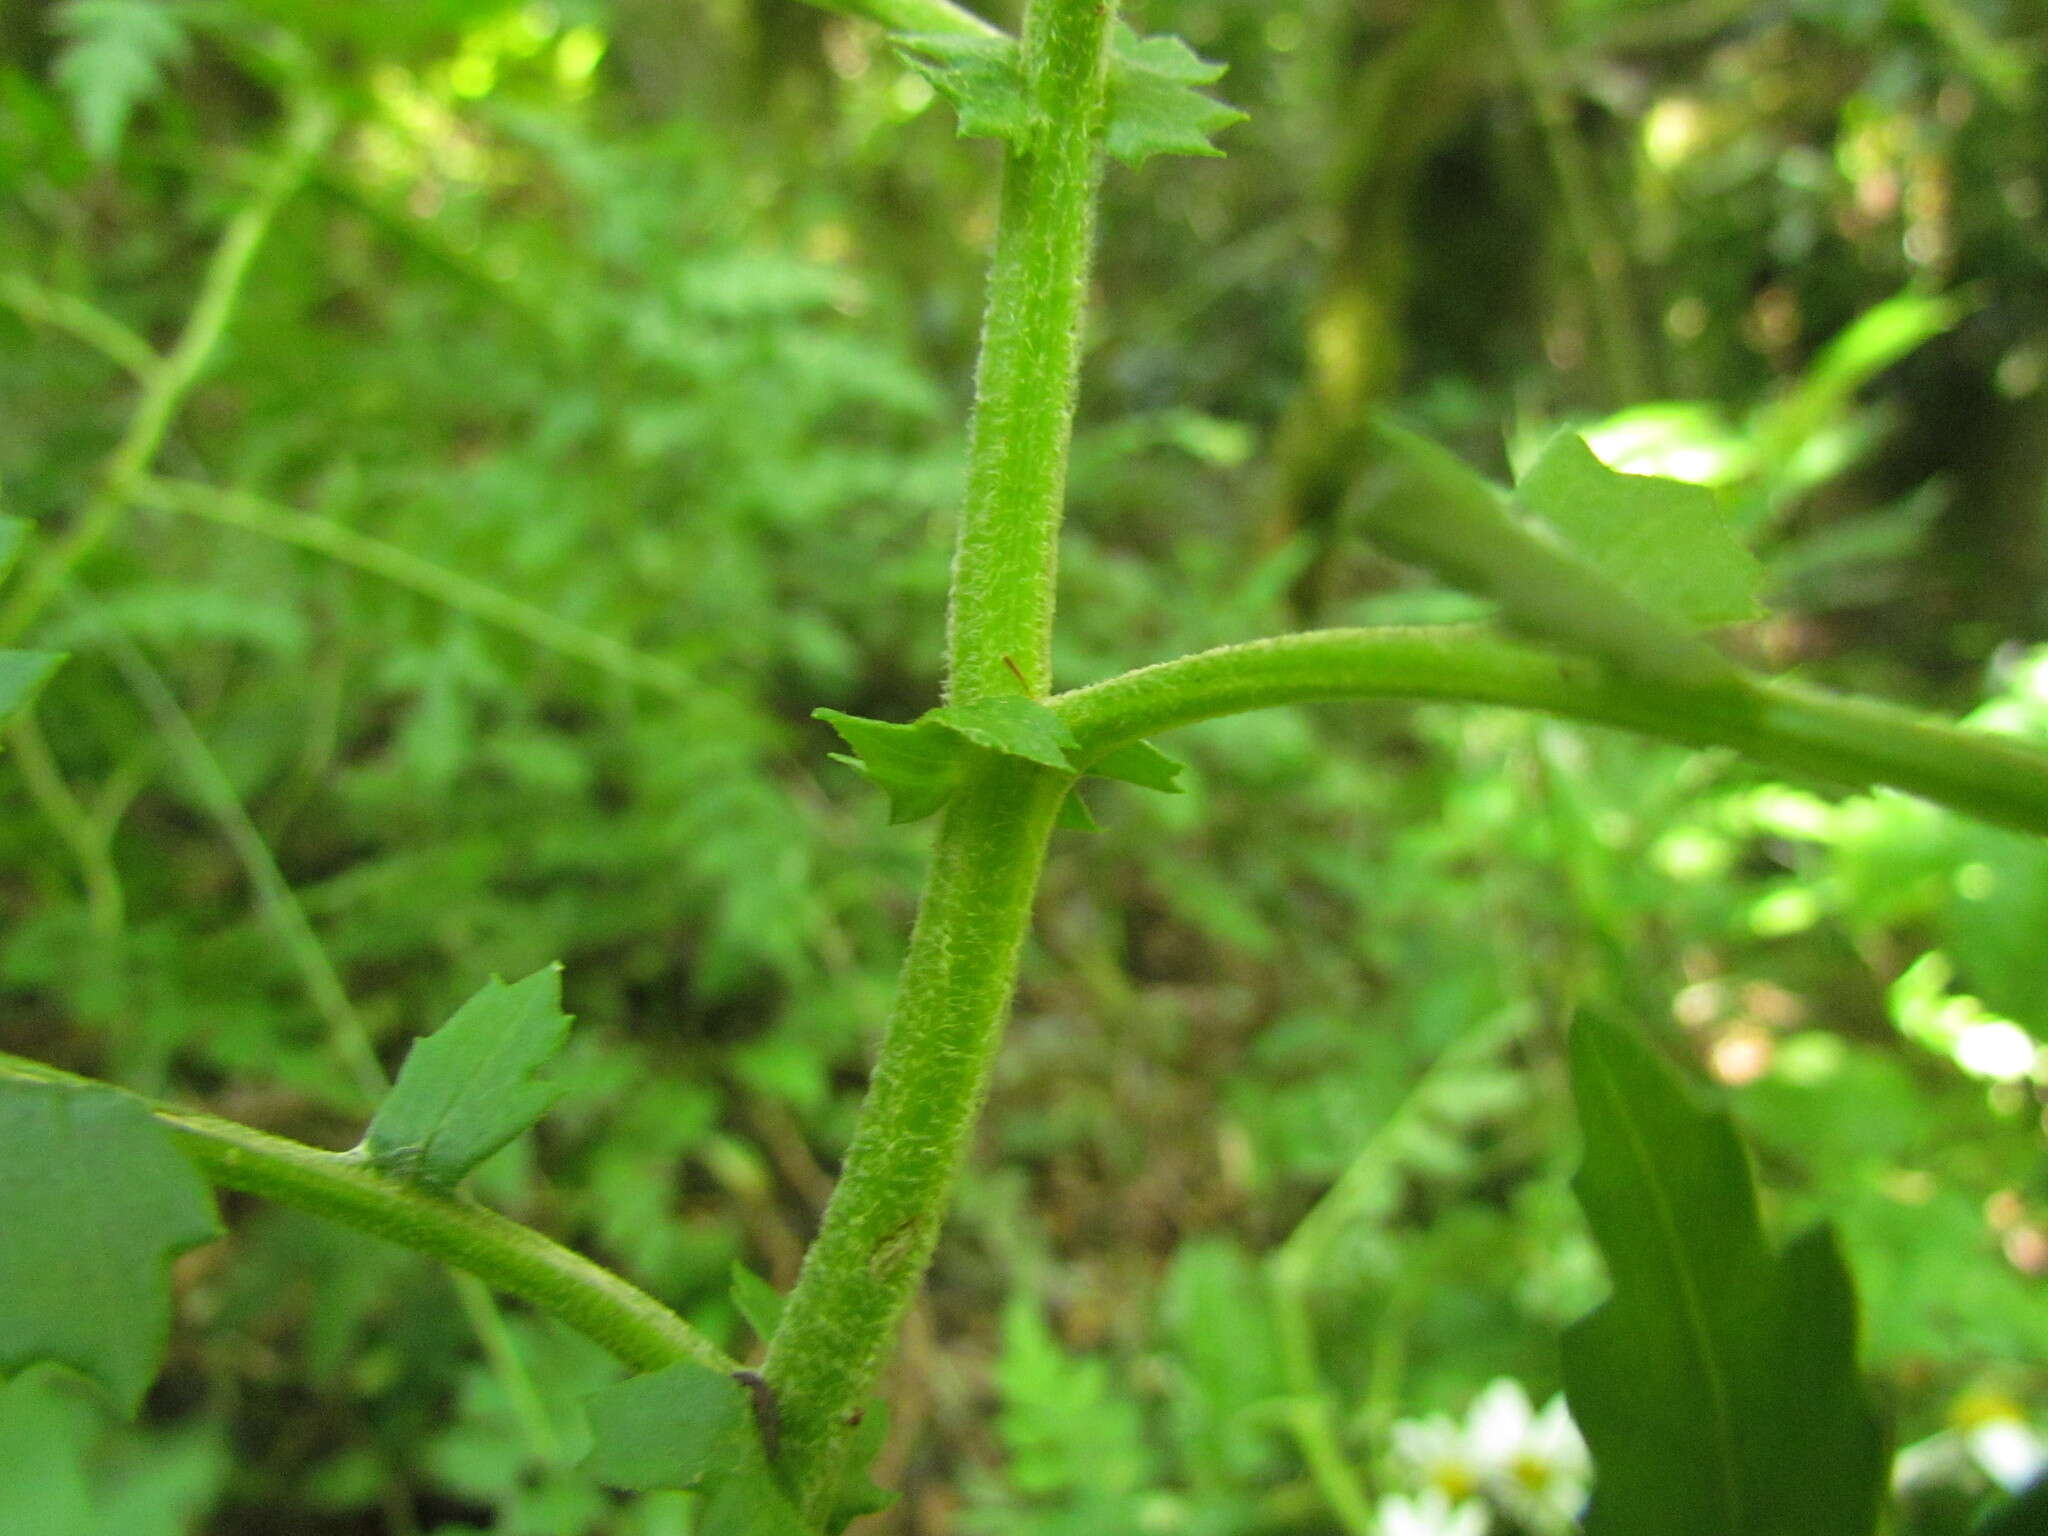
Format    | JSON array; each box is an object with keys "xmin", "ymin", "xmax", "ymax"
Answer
[
  {"xmin": 944, "ymin": 0, "xmax": 1115, "ymax": 704},
  {"xmin": 765, "ymin": 0, "xmax": 1117, "ymax": 1519}
]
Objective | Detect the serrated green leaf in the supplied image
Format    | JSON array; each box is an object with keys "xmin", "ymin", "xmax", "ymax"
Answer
[
  {"xmin": 729, "ymin": 1264, "xmax": 785, "ymax": 1344},
  {"xmin": 895, "ymin": 32, "xmax": 1032, "ymax": 144},
  {"xmin": 0, "ymin": 1079, "xmax": 222, "ymax": 1414},
  {"xmin": 1105, "ymin": 26, "xmax": 1245, "ymax": 166},
  {"xmin": 361, "ymin": 965, "xmax": 573, "ymax": 1189},
  {"xmin": 0, "ymin": 650, "xmax": 65, "ymax": 728},
  {"xmin": 1562, "ymin": 1014, "xmax": 1888, "ymax": 1536},
  {"xmin": 1086, "ymin": 739, "xmax": 1185, "ymax": 793},
  {"xmin": 1055, "ymin": 785, "xmax": 1097, "ymax": 831},
  {"xmin": 1517, "ymin": 431, "xmax": 1765, "ymax": 627},
  {"xmin": 585, "ymin": 1362, "xmax": 809, "ymax": 1534},
  {"xmin": 815, "ymin": 707, "xmax": 970, "ymax": 824},
  {"xmin": 928, "ymin": 696, "xmax": 1079, "ymax": 771},
  {"xmin": 50, "ymin": 0, "xmax": 190, "ymax": 162}
]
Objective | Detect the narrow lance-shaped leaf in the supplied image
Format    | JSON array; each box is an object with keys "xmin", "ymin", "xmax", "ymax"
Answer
[
  {"xmin": 1562, "ymin": 1013, "xmax": 1888, "ymax": 1536},
  {"xmin": 361, "ymin": 965, "xmax": 573, "ymax": 1189},
  {"xmin": 0, "ymin": 1078, "xmax": 222, "ymax": 1414}
]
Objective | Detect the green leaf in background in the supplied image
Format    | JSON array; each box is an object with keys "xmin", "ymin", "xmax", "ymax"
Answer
[
  {"xmin": 0, "ymin": 1079, "xmax": 222, "ymax": 1414},
  {"xmin": 584, "ymin": 1361, "xmax": 808, "ymax": 1533},
  {"xmin": 1104, "ymin": 27, "xmax": 1246, "ymax": 166},
  {"xmin": 928, "ymin": 695, "xmax": 1079, "ymax": 771},
  {"xmin": 1562, "ymin": 1013, "xmax": 1888, "ymax": 1536},
  {"xmin": 0, "ymin": 1371, "xmax": 229, "ymax": 1536},
  {"xmin": 1086, "ymin": 738, "xmax": 1187, "ymax": 794},
  {"xmin": 1055, "ymin": 785, "xmax": 1098, "ymax": 831},
  {"xmin": 1516, "ymin": 431, "xmax": 1765, "ymax": 628},
  {"xmin": 729, "ymin": 1264, "xmax": 786, "ymax": 1345},
  {"xmin": 0, "ymin": 650, "xmax": 65, "ymax": 728},
  {"xmin": 49, "ymin": 0, "xmax": 191, "ymax": 162},
  {"xmin": 895, "ymin": 32, "xmax": 1032, "ymax": 145},
  {"xmin": 815, "ymin": 707, "xmax": 971, "ymax": 824},
  {"xmin": 361, "ymin": 965, "xmax": 573, "ymax": 1189}
]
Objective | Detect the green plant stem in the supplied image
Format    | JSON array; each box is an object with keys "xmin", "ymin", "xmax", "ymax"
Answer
[
  {"xmin": 762, "ymin": 760, "xmax": 1067, "ymax": 1513},
  {"xmin": 0, "ymin": 1051, "xmax": 734, "ymax": 1376},
  {"xmin": 96, "ymin": 610, "xmax": 387, "ymax": 1102},
  {"xmin": 0, "ymin": 97, "xmax": 330, "ymax": 647},
  {"xmin": 4, "ymin": 709, "xmax": 125, "ymax": 937},
  {"xmin": 943, "ymin": 0, "xmax": 1114, "ymax": 702},
  {"xmin": 134, "ymin": 475, "xmax": 693, "ymax": 701},
  {"xmin": 1052, "ymin": 626, "xmax": 2048, "ymax": 837},
  {"xmin": 764, "ymin": 2, "xmax": 1117, "ymax": 1515},
  {"xmin": 0, "ymin": 272, "xmax": 159, "ymax": 380}
]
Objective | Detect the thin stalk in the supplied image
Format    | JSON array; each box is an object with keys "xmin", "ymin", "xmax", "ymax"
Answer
[
  {"xmin": 135, "ymin": 475, "xmax": 693, "ymax": 701},
  {"xmin": 0, "ymin": 1051, "xmax": 733, "ymax": 1376},
  {"xmin": 1051, "ymin": 627, "xmax": 2048, "ymax": 838},
  {"xmin": 794, "ymin": 0, "xmax": 1002, "ymax": 39},
  {"xmin": 0, "ymin": 273, "xmax": 160, "ymax": 380},
  {"xmin": 96, "ymin": 613, "xmax": 387, "ymax": 1103},
  {"xmin": 762, "ymin": 1, "xmax": 1118, "ymax": 1513},
  {"xmin": 0, "ymin": 97, "xmax": 330, "ymax": 647},
  {"xmin": 4, "ymin": 709, "xmax": 125, "ymax": 936}
]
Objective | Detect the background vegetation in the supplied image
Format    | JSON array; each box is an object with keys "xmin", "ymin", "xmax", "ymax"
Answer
[{"xmin": 1, "ymin": 0, "xmax": 2044, "ymax": 1531}]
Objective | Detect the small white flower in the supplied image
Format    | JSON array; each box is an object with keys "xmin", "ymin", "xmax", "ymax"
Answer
[
  {"xmin": 1391, "ymin": 1413, "xmax": 1484, "ymax": 1504},
  {"xmin": 1459, "ymin": 1380, "xmax": 1590, "ymax": 1531},
  {"xmin": 1376, "ymin": 1488, "xmax": 1489, "ymax": 1536}
]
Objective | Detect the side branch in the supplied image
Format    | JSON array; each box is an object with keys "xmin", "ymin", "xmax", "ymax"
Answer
[
  {"xmin": 0, "ymin": 1054, "xmax": 734, "ymax": 1378},
  {"xmin": 1051, "ymin": 627, "xmax": 2048, "ymax": 838}
]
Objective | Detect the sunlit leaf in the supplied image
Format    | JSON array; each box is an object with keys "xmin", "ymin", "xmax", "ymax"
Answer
[
  {"xmin": 1563, "ymin": 1013, "xmax": 1888, "ymax": 1536},
  {"xmin": 0, "ymin": 1079, "xmax": 221, "ymax": 1414},
  {"xmin": 361, "ymin": 966, "xmax": 573, "ymax": 1189},
  {"xmin": 1517, "ymin": 431, "xmax": 1764, "ymax": 627}
]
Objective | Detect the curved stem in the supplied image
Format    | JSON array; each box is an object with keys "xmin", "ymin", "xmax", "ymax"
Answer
[
  {"xmin": 0, "ymin": 1052, "xmax": 734, "ymax": 1377},
  {"xmin": 1050, "ymin": 626, "xmax": 2048, "ymax": 837},
  {"xmin": 135, "ymin": 475, "xmax": 694, "ymax": 702}
]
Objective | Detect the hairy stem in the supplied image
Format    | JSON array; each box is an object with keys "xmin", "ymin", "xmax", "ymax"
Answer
[
  {"xmin": 943, "ymin": 0, "xmax": 1115, "ymax": 702},
  {"xmin": 0, "ymin": 1052, "xmax": 733, "ymax": 1376},
  {"xmin": 765, "ymin": 4, "xmax": 1117, "ymax": 1513},
  {"xmin": 763, "ymin": 761, "xmax": 1066, "ymax": 1511},
  {"xmin": 1051, "ymin": 626, "xmax": 2048, "ymax": 837}
]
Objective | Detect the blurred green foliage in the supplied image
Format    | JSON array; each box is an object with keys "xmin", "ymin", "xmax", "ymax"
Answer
[{"xmin": 2, "ymin": 0, "xmax": 2045, "ymax": 1530}]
